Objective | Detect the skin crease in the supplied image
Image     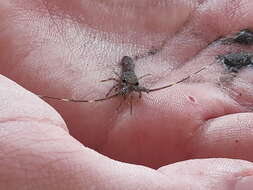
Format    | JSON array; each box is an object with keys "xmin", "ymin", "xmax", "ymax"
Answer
[{"xmin": 2, "ymin": 0, "xmax": 253, "ymax": 189}]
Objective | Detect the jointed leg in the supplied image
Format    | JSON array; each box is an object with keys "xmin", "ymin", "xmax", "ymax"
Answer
[
  {"xmin": 116, "ymin": 98, "xmax": 124, "ymax": 112},
  {"xmin": 138, "ymin": 91, "xmax": 142, "ymax": 99},
  {"xmin": 113, "ymin": 71, "xmax": 121, "ymax": 78},
  {"xmin": 130, "ymin": 95, "xmax": 133, "ymax": 115},
  {"xmin": 138, "ymin": 74, "xmax": 152, "ymax": 80},
  {"xmin": 105, "ymin": 84, "xmax": 119, "ymax": 97},
  {"xmin": 101, "ymin": 71, "xmax": 120, "ymax": 83},
  {"xmin": 100, "ymin": 78, "xmax": 119, "ymax": 82}
]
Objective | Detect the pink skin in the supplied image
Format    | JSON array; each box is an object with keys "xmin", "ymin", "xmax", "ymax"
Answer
[{"xmin": 1, "ymin": 0, "xmax": 253, "ymax": 189}]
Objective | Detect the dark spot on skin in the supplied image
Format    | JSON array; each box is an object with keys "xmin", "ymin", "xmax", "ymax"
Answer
[
  {"xmin": 235, "ymin": 139, "xmax": 239, "ymax": 143},
  {"xmin": 222, "ymin": 29, "xmax": 253, "ymax": 45},
  {"xmin": 147, "ymin": 48, "xmax": 159, "ymax": 56},
  {"xmin": 188, "ymin": 96, "xmax": 196, "ymax": 103},
  {"xmin": 217, "ymin": 52, "xmax": 253, "ymax": 73},
  {"xmin": 231, "ymin": 29, "xmax": 253, "ymax": 45}
]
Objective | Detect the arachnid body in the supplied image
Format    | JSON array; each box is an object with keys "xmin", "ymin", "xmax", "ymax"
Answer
[
  {"xmin": 99, "ymin": 56, "xmax": 151, "ymax": 113},
  {"xmin": 39, "ymin": 56, "xmax": 153, "ymax": 114},
  {"xmin": 102, "ymin": 56, "xmax": 150, "ymax": 98},
  {"xmin": 39, "ymin": 55, "xmax": 208, "ymax": 114},
  {"xmin": 38, "ymin": 29, "xmax": 253, "ymax": 114}
]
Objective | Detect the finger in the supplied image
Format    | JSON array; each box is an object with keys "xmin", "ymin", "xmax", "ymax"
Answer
[
  {"xmin": 0, "ymin": 0, "xmax": 203, "ymax": 165},
  {"xmin": 1, "ymin": 75, "xmax": 253, "ymax": 190},
  {"xmin": 161, "ymin": 0, "xmax": 253, "ymax": 66},
  {"xmin": 0, "ymin": 75, "xmax": 66, "ymax": 131},
  {"xmin": 158, "ymin": 158, "xmax": 253, "ymax": 190},
  {"xmin": 100, "ymin": 83, "xmax": 245, "ymax": 168},
  {"xmin": 1, "ymin": 74, "xmax": 253, "ymax": 190},
  {"xmin": 2, "ymin": 0, "xmax": 253, "ymax": 170},
  {"xmin": 186, "ymin": 113, "xmax": 253, "ymax": 161},
  {"xmin": 0, "ymin": 75, "xmax": 169, "ymax": 189},
  {"xmin": 0, "ymin": 75, "xmax": 176, "ymax": 190}
]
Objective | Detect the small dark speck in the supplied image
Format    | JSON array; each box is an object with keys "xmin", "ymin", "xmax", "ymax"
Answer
[
  {"xmin": 235, "ymin": 139, "xmax": 239, "ymax": 143},
  {"xmin": 148, "ymin": 48, "xmax": 159, "ymax": 56},
  {"xmin": 188, "ymin": 96, "xmax": 196, "ymax": 103}
]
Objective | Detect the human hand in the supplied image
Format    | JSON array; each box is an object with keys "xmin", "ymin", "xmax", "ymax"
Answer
[{"xmin": 1, "ymin": 0, "xmax": 253, "ymax": 189}]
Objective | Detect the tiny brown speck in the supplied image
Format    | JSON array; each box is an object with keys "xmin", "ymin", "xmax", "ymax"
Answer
[{"xmin": 188, "ymin": 96, "xmax": 196, "ymax": 103}]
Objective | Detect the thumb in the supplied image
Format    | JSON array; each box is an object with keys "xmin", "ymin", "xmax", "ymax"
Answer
[{"xmin": 0, "ymin": 75, "xmax": 170, "ymax": 189}]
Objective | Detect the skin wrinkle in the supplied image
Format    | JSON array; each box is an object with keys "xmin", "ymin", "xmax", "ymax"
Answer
[
  {"xmin": 166, "ymin": 0, "xmax": 253, "ymax": 69},
  {"xmin": 0, "ymin": 116, "xmax": 66, "ymax": 131},
  {"xmin": 3, "ymin": 147, "xmax": 83, "ymax": 167},
  {"xmin": 182, "ymin": 97, "xmax": 244, "ymax": 160},
  {"xmin": 2, "ymin": 138, "xmax": 77, "ymax": 159},
  {"xmin": 0, "ymin": 124, "xmax": 85, "ymax": 185},
  {"xmin": 161, "ymin": 10, "xmax": 221, "ymax": 67},
  {"xmin": 170, "ymin": 34, "xmax": 253, "ymax": 109},
  {"xmin": 97, "ymin": 96, "xmax": 156, "ymax": 154},
  {"xmin": 185, "ymin": 113, "xmax": 253, "ymax": 161},
  {"xmin": 92, "ymin": 0, "xmax": 193, "ymax": 9},
  {"xmin": 129, "ymin": 0, "xmax": 233, "ymax": 80},
  {"xmin": 4, "ymin": 0, "xmax": 253, "ymax": 189},
  {"xmin": 5, "ymin": 0, "xmax": 251, "ymax": 80},
  {"xmin": 39, "ymin": 1, "xmax": 80, "ymax": 71},
  {"xmin": 24, "ymin": 0, "xmax": 197, "ymax": 46},
  {"xmin": 87, "ymin": 98, "xmax": 123, "ymax": 149},
  {"xmin": 1, "ymin": 0, "xmax": 253, "ymax": 169},
  {"xmin": 95, "ymin": 84, "xmax": 245, "ymax": 168},
  {"xmin": 221, "ymin": 70, "xmax": 253, "ymax": 110},
  {"xmin": 80, "ymin": 1, "xmax": 193, "ymax": 36},
  {"xmin": 25, "ymin": 7, "xmax": 243, "ymax": 107},
  {"xmin": 234, "ymin": 169, "xmax": 253, "ymax": 178},
  {"xmin": 103, "ymin": 108, "xmax": 157, "ymax": 165},
  {"xmin": 33, "ymin": 8, "xmax": 103, "ymax": 78},
  {"xmin": 156, "ymin": 159, "xmax": 253, "ymax": 189},
  {"xmin": 158, "ymin": 158, "xmax": 253, "ymax": 176},
  {"xmin": 92, "ymin": 110, "xmax": 118, "ymax": 152},
  {"xmin": 0, "ymin": 134, "xmax": 71, "ymax": 160},
  {"xmin": 13, "ymin": 0, "xmax": 201, "ymax": 88}
]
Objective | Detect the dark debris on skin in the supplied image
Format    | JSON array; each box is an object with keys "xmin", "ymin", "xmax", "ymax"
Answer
[
  {"xmin": 222, "ymin": 29, "xmax": 253, "ymax": 45},
  {"xmin": 217, "ymin": 52, "xmax": 253, "ymax": 73}
]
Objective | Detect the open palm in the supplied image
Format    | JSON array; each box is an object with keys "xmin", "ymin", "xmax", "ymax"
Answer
[{"xmin": 0, "ymin": 0, "xmax": 253, "ymax": 189}]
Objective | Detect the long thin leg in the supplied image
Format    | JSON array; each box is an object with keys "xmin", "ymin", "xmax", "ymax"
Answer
[
  {"xmin": 138, "ymin": 91, "xmax": 142, "ymax": 99},
  {"xmin": 101, "ymin": 70, "xmax": 121, "ymax": 82},
  {"xmin": 116, "ymin": 98, "xmax": 124, "ymax": 112},
  {"xmin": 105, "ymin": 84, "xmax": 119, "ymax": 97},
  {"xmin": 38, "ymin": 93, "xmax": 119, "ymax": 103},
  {"xmin": 149, "ymin": 76, "xmax": 190, "ymax": 92},
  {"xmin": 138, "ymin": 74, "xmax": 152, "ymax": 80},
  {"xmin": 113, "ymin": 71, "xmax": 121, "ymax": 78},
  {"xmin": 130, "ymin": 95, "xmax": 133, "ymax": 115},
  {"xmin": 149, "ymin": 62, "xmax": 215, "ymax": 92},
  {"xmin": 100, "ymin": 78, "xmax": 119, "ymax": 82}
]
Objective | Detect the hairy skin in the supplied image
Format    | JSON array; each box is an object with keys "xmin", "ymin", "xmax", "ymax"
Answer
[{"xmin": 1, "ymin": 0, "xmax": 253, "ymax": 189}]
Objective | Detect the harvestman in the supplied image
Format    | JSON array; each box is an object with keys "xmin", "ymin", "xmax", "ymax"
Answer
[
  {"xmin": 39, "ymin": 28, "xmax": 253, "ymax": 113},
  {"xmin": 38, "ymin": 55, "xmax": 211, "ymax": 114}
]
